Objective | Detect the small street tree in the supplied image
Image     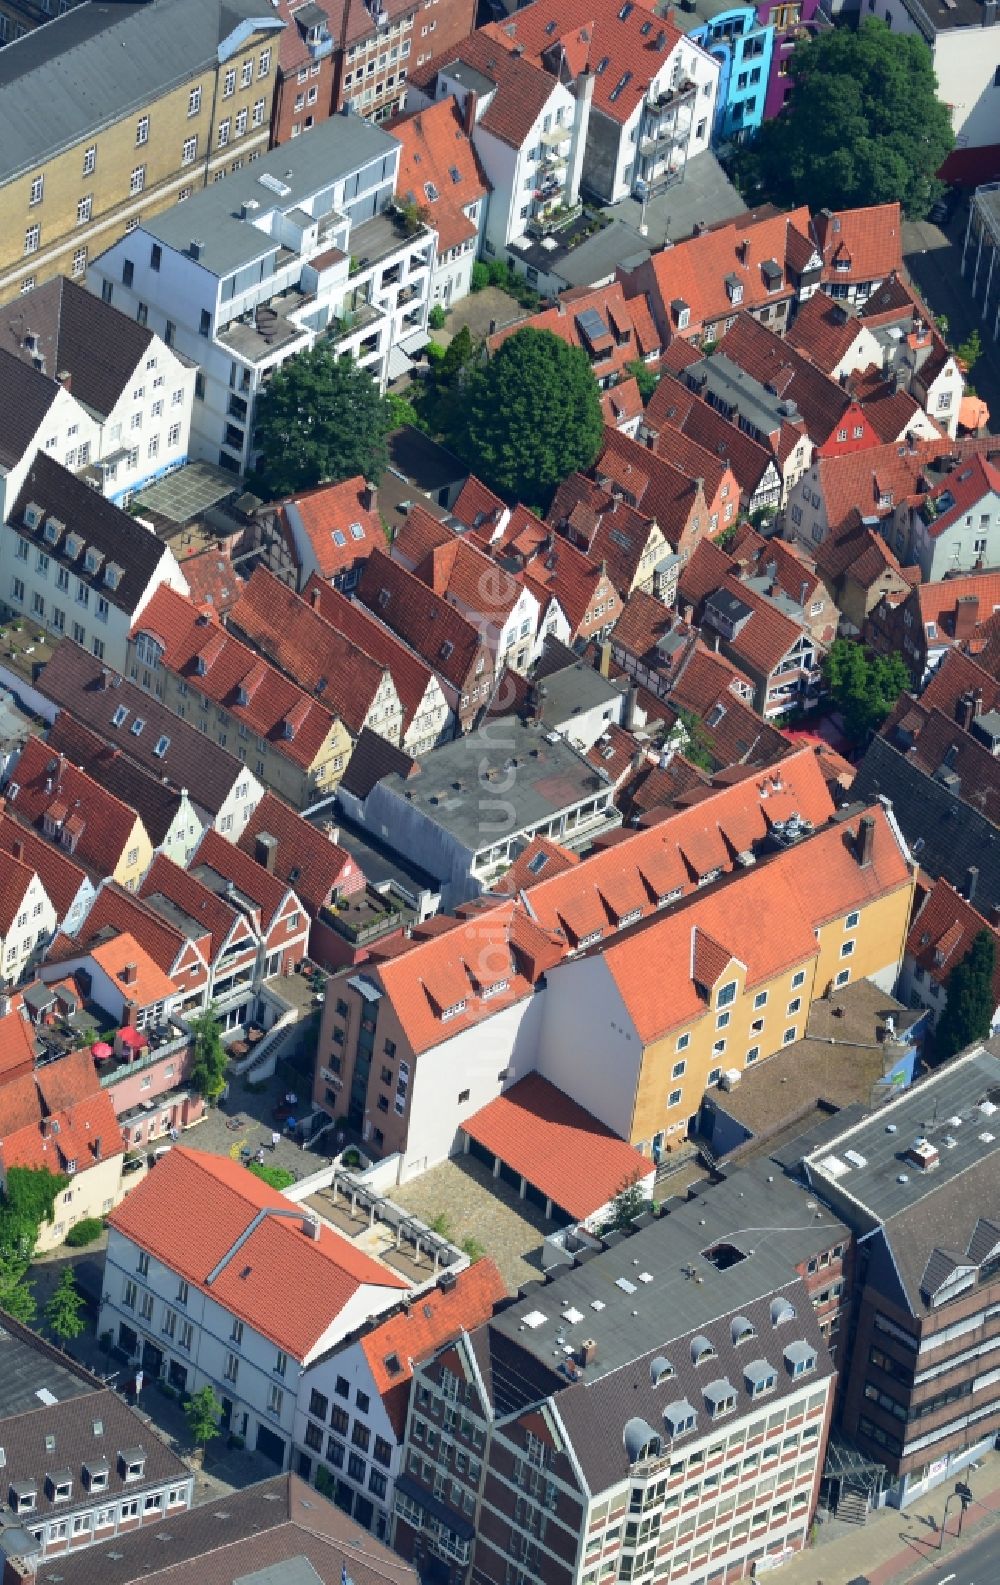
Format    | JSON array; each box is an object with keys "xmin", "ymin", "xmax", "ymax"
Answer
[
  {"xmin": 185, "ymin": 1385, "xmax": 223, "ymax": 1454},
  {"xmin": 0, "ymin": 1249, "xmax": 35, "ymax": 1324},
  {"xmin": 446, "ymin": 328, "xmax": 604, "ymax": 508},
  {"xmin": 936, "ymin": 930, "xmax": 997, "ymax": 1062},
  {"xmin": 956, "ymin": 329, "xmax": 983, "ymax": 374},
  {"xmin": 734, "ymin": 18, "xmax": 954, "ymax": 219},
  {"xmin": 45, "ymin": 1266, "xmax": 87, "ymax": 1345},
  {"xmin": 609, "ymin": 1173, "xmax": 646, "ymax": 1233},
  {"xmin": 252, "ymin": 346, "xmax": 394, "ymax": 499},
  {"xmin": 822, "ymin": 639, "xmax": 909, "ymax": 745},
  {"xmin": 189, "ymin": 1007, "xmax": 227, "ymax": 1103}
]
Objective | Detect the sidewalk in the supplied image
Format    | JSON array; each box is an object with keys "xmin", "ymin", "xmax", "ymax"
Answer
[{"xmin": 772, "ymin": 1449, "xmax": 1000, "ymax": 1585}]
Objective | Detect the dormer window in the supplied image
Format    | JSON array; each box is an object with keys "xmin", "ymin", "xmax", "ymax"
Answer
[
  {"xmin": 10, "ymin": 1482, "xmax": 36, "ymax": 1513},
  {"xmin": 105, "ymin": 563, "xmax": 124, "ymax": 591},
  {"xmin": 84, "ymin": 547, "xmax": 104, "ymax": 575},
  {"xmin": 65, "ymin": 532, "xmax": 83, "ymax": 559},
  {"xmin": 44, "ymin": 516, "xmax": 64, "ymax": 546},
  {"xmin": 47, "ymin": 1471, "xmax": 73, "ymax": 1502},
  {"xmin": 783, "ymin": 1341, "xmax": 817, "ymax": 1377},
  {"xmin": 835, "ymin": 258, "xmax": 851, "ymax": 273},
  {"xmin": 725, "ymin": 274, "xmax": 743, "ymax": 305},
  {"xmin": 23, "ymin": 503, "xmax": 43, "ymax": 531},
  {"xmin": 119, "ymin": 1449, "xmax": 146, "ymax": 1482},
  {"xmin": 83, "ymin": 1460, "xmax": 109, "ymax": 1492},
  {"xmin": 440, "ymin": 999, "xmax": 467, "ymax": 1022}
]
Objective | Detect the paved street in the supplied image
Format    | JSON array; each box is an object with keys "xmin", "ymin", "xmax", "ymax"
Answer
[
  {"xmin": 903, "ymin": 211, "xmax": 1000, "ymax": 423},
  {"xmin": 914, "ymin": 1522, "xmax": 1000, "ymax": 1583}
]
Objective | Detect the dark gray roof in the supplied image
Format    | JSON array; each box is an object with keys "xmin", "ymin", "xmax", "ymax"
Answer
[
  {"xmin": 805, "ymin": 1042, "xmax": 1000, "ymax": 1316},
  {"xmin": 140, "ymin": 114, "xmax": 399, "ymax": 278},
  {"xmin": 851, "ymin": 734, "xmax": 1000, "ymax": 914},
  {"xmin": 37, "ymin": 640, "xmax": 249, "ymax": 818},
  {"xmin": 0, "ymin": 347, "xmax": 59, "ymax": 469},
  {"xmin": 0, "ymin": 0, "xmax": 283, "ymax": 185},
  {"xmin": 31, "ymin": 1473, "xmax": 418, "ymax": 1585},
  {"xmin": 11, "ymin": 455, "xmax": 172, "ymax": 616},
  {"xmin": 0, "ymin": 1315, "xmax": 95, "ymax": 1419},
  {"xmin": 338, "ymin": 725, "xmax": 414, "ymax": 803},
  {"xmin": 0, "ymin": 277, "xmax": 154, "ymax": 421}
]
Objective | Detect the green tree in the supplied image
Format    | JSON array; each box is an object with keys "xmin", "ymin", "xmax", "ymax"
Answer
[
  {"xmin": 936, "ymin": 930, "xmax": 997, "ymax": 1061},
  {"xmin": 735, "ymin": 19, "xmax": 954, "ymax": 219},
  {"xmin": 184, "ymin": 1385, "xmax": 223, "ymax": 1452},
  {"xmin": 677, "ymin": 707, "xmax": 715, "ymax": 772},
  {"xmin": 45, "ymin": 1266, "xmax": 87, "ymax": 1345},
  {"xmin": 956, "ymin": 329, "xmax": 983, "ymax": 372},
  {"xmin": 625, "ymin": 359, "xmax": 658, "ymax": 404},
  {"xmin": 189, "ymin": 1007, "xmax": 227, "ymax": 1103},
  {"xmin": 608, "ymin": 1173, "xmax": 646, "ymax": 1233},
  {"xmin": 446, "ymin": 328, "xmax": 604, "ymax": 507},
  {"xmin": 428, "ymin": 303, "xmax": 446, "ymax": 330},
  {"xmin": 822, "ymin": 639, "xmax": 909, "ymax": 744},
  {"xmin": 252, "ymin": 347, "xmax": 393, "ymax": 500},
  {"xmin": 0, "ymin": 1249, "xmax": 35, "ymax": 1323}
]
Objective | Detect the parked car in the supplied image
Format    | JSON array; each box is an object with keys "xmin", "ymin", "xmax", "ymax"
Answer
[{"xmin": 929, "ymin": 187, "xmax": 960, "ymax": 226}]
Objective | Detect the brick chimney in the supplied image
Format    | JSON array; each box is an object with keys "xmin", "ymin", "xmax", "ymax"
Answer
[
  {"xmin": 310, "ymin": 586, "xmax": 321, "ymax": 611},
  {"xmin": 11, "ymin": 838, "xmax": 22, "ymax": 863},
  {"xmin": 255, "ymin": 832, "xmax": 278, "ymax": 873},
  {"xmin": 856, "ymin": 814, "xmax": 876, "ymax": 868},
  {"xmin": 121, "ymin": 962, "xmax": 138, "ymax": 986},
  {"xmin": 56, "ymin": 370, "xmax": 72, "ymax": 393},
  {"xmin": 953, "ymin": 594, "xmax": 980, "ymax": 641},
  {"xmin": 360, "ymin": 480, "xmax": 377, "ymax": 514},
  {"xmin": 956, "ymin": 690, "xmax": 976, "ymax": 731},
  {"xmin": 462, "ymin": 88, "xmax": 478, "ymax": 137}
]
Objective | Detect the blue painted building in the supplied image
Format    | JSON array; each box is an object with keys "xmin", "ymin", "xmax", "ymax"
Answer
[{"xmin": 675, "ymin": 0, "xmax": 774, "ymax": 145}]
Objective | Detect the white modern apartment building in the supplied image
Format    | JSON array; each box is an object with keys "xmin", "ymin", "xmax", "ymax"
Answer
[{"xmin": 87, "ymin": 115, "xmax": 435, "ymax": 476}]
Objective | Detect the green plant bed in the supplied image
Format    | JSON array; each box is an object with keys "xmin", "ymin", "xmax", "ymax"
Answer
[{"xmin": 342, "ymin": 1148, "xmax": 362, "ymax": 1169}]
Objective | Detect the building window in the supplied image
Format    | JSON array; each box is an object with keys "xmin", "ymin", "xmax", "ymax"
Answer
[
  {"xmin": 841, "ymin": 939, "xmax": 855, "ymax": 958},
  {"xmin": 259, "ymin": 46, "xmax": 271, "ymax": 75},
  {"xmin": 24, "ymin": 225, "xmax": 39, "ymax": 255},
  {"xmin": 746, "ymin": 1046, "xmax": 759, "ymax": 1064},
  {"xmin": 77, "ymin": 195, "xmax": 92, "ymax": 224},
  {"xmin": 29, "ymin": 174, "xmax": 43, "ymax": 205},
  {"xmin": 783, "ymin": 1026, "xmax": 797, "ymax": 1044},
  {"xmin": 223, "ymin": 66, "xmax": 236, "ymax": 95},
  {"xmin": 188, "ymin": 86, "xmax": 202, "ymax": 115},
  {"xmin": 71, "ymin": 247, "xmax": 87, "ymax": 277},
  {"xmin": 130, "ymin": 166, "xmax": 145, "ymax": 195},
  {"xmin": 218, "ymin": 119, "xmax": 231, "ymax": 147},
  {"xmin": 236, "ymin": 107, "xmax": 248, "ymax": 136},
  {"xmin": 676, "ymin": 1032, "xmax": 690, "ymax": 1052},
  {"xmin": 717, "ymin": 980, "xmax": 737, "ymax": 1007},
  {"xmin": 182, "ymin": 135, "xmax": 197, "ymax": 165},
  {"xmin": 791, "ymin": 969, "xmax": 805, "ymax": 989},
  {"xmin": 672, "ymin": 1059, "xmax": 686, "ymax": 1079},
  {"xmin": 252, "ymin": 97, "xmax": 265, "ymax": 126},
  {"xmin": 668, "ymin": 1088, "xmax": 682, "ymax": 1106},
  {"xmin": 136, "ymin": 115, "xmax": 149, "ymax": 146},
  {"xmin": 83, "ymin": 145, "xmax": 96, "ymax": 175}
]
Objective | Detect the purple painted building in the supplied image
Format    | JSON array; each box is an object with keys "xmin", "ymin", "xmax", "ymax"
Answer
[{"xmin": 757, "ymin": 0, "xmax": 831, "ymax": 119}]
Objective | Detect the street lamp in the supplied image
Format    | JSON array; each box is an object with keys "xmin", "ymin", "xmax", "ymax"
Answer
[{"xmin": 938, "ymin": 1479, "xmax": 974, "ymax": 1548}]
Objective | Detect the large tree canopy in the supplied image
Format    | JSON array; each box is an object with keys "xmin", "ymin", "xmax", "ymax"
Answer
[
  {"xmin": 446, "ymin": 328, "xmax": 604, "ymax": 508},
  {"xmin": 936, "ymin": 930, "xmax": 997, "ymax": 1062},
  {"xmin": 253, "ymin": 346, "xmax": 393, "ymax": 500},
  {"xmin": 822, "ymin": 638, "xmax": 909, "ymax": 745},
  {"xmin": 736, "ymin": 18, "xmax": 954, "ymax": 219}
]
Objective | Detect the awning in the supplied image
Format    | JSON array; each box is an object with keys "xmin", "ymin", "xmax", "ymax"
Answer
[
  {"xmin": 400, "ymin": 329, "xmax": 431, "ymax": 356},
  {"xmin": 960, "ymin": 394, "xmax": 989, "ymax": 432},
  {"xmin": 386, "ymin": 344, "xmax": 413, "ymax": 382}
]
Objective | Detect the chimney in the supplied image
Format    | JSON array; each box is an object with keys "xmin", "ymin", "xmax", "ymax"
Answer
[
  {"xmin": 462, "ymin": 88, "xmax": 478, "ymax": 136},
  {"xmin": 10, "ymin": 839, "xmax": 22, "ymax": 863},
  {"xmin": 956, "ymin": 689, "xmax": 975, "ymax": 731},
  {"xmin": 0, "ymin": 993, "xmax": 9, "ymax": 1019},
  {"xmin": 966, "ymin": 864, "xmax": 979, "ymax": 905},
  {"xmin": 189, "ymin": 239, "xmax": 204, "ymax": 261},
  {"xmin": 598, "ymin": 640, "xmax": 612, "ymax": 679},
  {"xmin": 121, "ymin": 962, "xmax": 138, "ymax": 986},
  {"xmin": 799, "ymin": 579, "xmax": 810, "ymax": 609},
  {"xmin": 579, "ymin": 1337, "xmax": 598, "ymax": 1366},
  {"xmin": 93, "ymin": 1136, "xmax": 102, "ymax": 1162},
  {"xmin": 625, "ymin": 684, "xmax": 639, "ymax": 732},
  {"xmin": 361, "ymin": 480, "xmax": 377, "ymax": 514},
  {"xmin": 953, "ymin": 594, "xmax": 980, "ymax": 641},
  {"xmin": 302, "ymin": 1214, "xmax": 321, "ymax": 1241},
  {"xmin": 255, "ymin": 832, "xmax": 278, "ymax": 873},
  {"xmin": 857, "ymin": 814, "xmax": 876, "ymax": 868},
  {"xmin": 99, "ymin": 668, "xmax": 111, "ymax": 691},
  {"xmin": 310, "ymin": 586, "xmax": 321, "ymax": 611}
]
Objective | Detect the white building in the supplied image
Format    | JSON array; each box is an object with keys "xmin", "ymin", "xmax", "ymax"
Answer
[
  {"xmin": 99, "ymin": 1147, "xmax": 409, "ymax": 1470},
  {"xmin": 859, "ymin": 0, "xmax": 1000, "ymax": 151},
  {"xmin": 0, "ymin": 276, "xmax": 196, "ymax": 508},
  {"xmin": 87, "ymin": 116, "xmax": 435, "ymax": 477},
  {"xmin": 0, "ymin": 854, "xmax": 55, "ymax": 986},
  {"xmin": 392, "ymin": 99, "xmax": 489, "ymax": 311},
  {"xmin": 2, "ymin": 454, "xmax": 189, "ymax": 673}
]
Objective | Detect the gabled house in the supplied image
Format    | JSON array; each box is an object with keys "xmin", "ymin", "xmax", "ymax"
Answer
[
  {"xmin": 482, "ymin": 0, "xmax": 718, "ymax": 205},
  {"xmin": 549, "ymin": 470, "xmax": 673, "ymax": 598},
  {"xmin": 899, "ymin": 876, "xmax": 1000, "ymax": 1036},
  {"xmin": 63, "ymin": 879, "xmax": 212, "ymax": 1022},
  {"xmin": 617, "ymin": 204, "xmax": 814, "ymax": 346},
  {"xmin": 237, "ymin": 792, "xmax": 366, "ymax": 968},
  {"xmin": 390, "ymin": 98, "xmax": 489, "ymax": 310},
  {"xmin": 355, "ymin": 549, "xmax": 495, "ymax": 733},
  {"xmin": 139, "ymin": 854, "xmax": 264, "ymax": 1022},
  {"xmin": 784, "ymin": 436, "xmax": 941, "ymax": 556},
  {"xmin": 859, "ymin": 274, "xmax": 964, "ymax": 441},
  {"xmin": 227, "ymin": 568, "xmax": 405, "ymax": 747},
  {"xmin": 696, "ymin": 574, "xmax": 822, "ymax": 718},
  {"xmin": 189, "ymin": 828, "xmax": 310, "ymax": 981},
  {"xmin": 0, "ymin": 1048, "xmax": 124, "ymax": 1251},
  {"xmin": 5, "ymin": 734, "xmax": 154, "ymax": 890},
  {"xmin": 128, "ymin": 587, "xmax": 354, "ymax": 810},
  {"xmin": 4, "ymin": 454, "xmax": 189, "ymax": 673},
  {"xmin": 37, "ymin": 638, "xmax": 265, "ymax": 841},
  {"xmin": 813, "ymin": 514, "xmax": 915, "ymax": 638},
  {"xmin": 265, "ymin": 475, "xmax": 382, "ymax": 594},
  {"xmin": 903, "ymin": 452, "xmax": 1000, "ymax": 580},
  {"xmin": 815, "ymin": 202, "xmax": 903, "ymax": 304},
  {"xmin": 0, "ymin": 845, "xmax": 56, "ymax": 987},
  {"xmin": 866, "ymin": 572, "xmax": 1000, "ymax": 685},
  {"xmin": 643, "ymin": 370, "xmax": 783, "ymax": 512},
  {"xmin": 486, "ymin": 282, "xmax": 661, "ymax": 390},
  {"xmin": 0, "ymin": 810, "xmax": 96, "ymax": 941}
]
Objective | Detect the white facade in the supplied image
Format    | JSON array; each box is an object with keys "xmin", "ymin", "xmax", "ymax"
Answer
[
  {"xmin": 99, "ymin": 1223, "xmax": 402, "ymax": 1471},
  {"xmin": 904, "ymin": 485, "xmax": 1000, "ymax": 579},
  {"xmin": 536, "ymin": 956, "xmax": 641, "ymax": 1140},
  {"xmin": 600, "ymin": 40, "xmax": 718, "ymax": 204},
  {"xmin": 429, "ymin": 199, "xmax": 486, "ymax": 309},
  {"xmin": 86, "ymin": 337, "xmax": 197, "ymax": 505},
  {"xmin": 861, "ymin": 0, "xmax": 1000, "ymax": 150},
  {"xmin": 0, "ymin": 385, "xmax": 92, "ymax": 524},
  {"xmin": 0, "ymin": 868, "xmax": 56, "ymax": 987},
  {"xmin": 0, "ymin": 515, "xmax": 189, "ymax": 675},
  {"xmin": 295, "ymin": 1340, "xmax": 402, "ymax": 1541},
  {"xmin": 400, "ymin": 672, "xmax": 455, "ymax": 757},
  {"xmin": 87, "ymin": 121, "xmax": 434, "ymax": 478},
  {"xmin": 208, "ymin": 764, "xmax": 266, "ymax": 841}
]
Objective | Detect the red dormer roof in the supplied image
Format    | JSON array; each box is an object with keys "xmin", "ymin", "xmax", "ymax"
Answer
[{"xmin": 814, "ymin": 203, "xmax": 902, "ymax": 286}]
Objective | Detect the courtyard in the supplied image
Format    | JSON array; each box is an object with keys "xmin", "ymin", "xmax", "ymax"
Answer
[{"xmin": 392, "ymin": 1153, "xmax": 554, "ymax": 1295}]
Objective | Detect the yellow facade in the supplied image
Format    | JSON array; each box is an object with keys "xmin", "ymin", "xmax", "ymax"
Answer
[
  {"xmin": 35, "ymin": 1152, "xmax": 126, "ymax": 1252},
  {"xmin": 628, "ymin": 875, "xmax": 915, "ymax": 1150},
  {"xmin": 112, "ymin": 816, "xmax": 156, "ymax": 892},
  {"xmin": 0, "ymin": 31, "xmax": 278, "ymax": 302}
]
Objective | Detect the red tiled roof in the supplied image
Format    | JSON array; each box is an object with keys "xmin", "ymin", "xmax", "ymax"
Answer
[
  {"xmin": 915, "ymin": 570, "xmax": 1000, "ymax": 632},
  {"xmin": 277, "ymin": 476, "xmax": 381, "ymax": 582},
  {"xmin": 647, "ymin": 372, "xmax": 775, "ymax": 501},
  {"xmin": 923, "ymin": 453, "xmax": 1000, "ymax": 539},
  {"xmin": 713, "ymin": 574, "xmax": 805, "ymax": 678},
  {"xmin": 134, "ymin": 588, "xmax": 338, "ymax": 770},
  {"xmin": 140, "ymin": 854, "xmax": 245, "ymax": 965},
  {"xmin": 228, "ymin": 568, "xmax": 391, "ymax": 737},
  {"xmin": 489, "ymin": 284, "xmax": 660, "ymax": 387},
  {"xmin": 907, "ymin": 876, "xmax": 1000, "ymax": 999},
  {"xmin": 390, "ymin": 98, "xmax": 488, "ymax": 256},
  {"xmin": 919, "ymin": 647, "xmax": 1000, "ymax": 719},
  {"xmin": 601, "ymin": 377, "xmax": 644, "ymax": 430},
  {"xmin": 191, "ymin": 828, "xmax": 294, "ymax": 927},
  {"xmin": 0, "ymin": 1048, "xmax": 122, "ymax": 1174},
  {"xmin": 484, "ymin": 0, "xmax": 681, "ymax": 125},
  {"xmin": 356, "ymin": 548, "xmax": 488, "ymax": 690},
  {"xmin": 785, "ymin": 291, "xmax": 869, "ymax": 373},
  {"xmin": 0, "ymin": 812, "xmax": 87, "ymax": 923},
  {"xmin": 7, "ymin": 735, "xmax": 144, "ymax": 876},
  {"xmin": 0, "ymin": 994, "xmax": 36, "ymax": 1089},
  {"xmin": 716, "ymin": 314, "xmax": 854, "ymax": 447},
  {"xmin": 87, "ymin": 931, "xmax": 179, "ymax": 1010},
  {"xmin": 463, "ymin": 1073, "xmax": 653, "ymax": 1220},
  {"xmin": 179, "ymin": 548, "xmax": 241, "ymax": 616},
  {"xmin": 489, "ymin": 834, "xmax": 579, "ymax": 896},
  {"xmin": 611, "ymin": 588, "xmax": 682, "ymax": 659},
  {"xmin": 108, "ymin": 1147, "xmax": 406, "ymax": 1358},
  {"xmin": 603, "ymin": 805, "xmax": 909, "ymax": 1042},
  {"xmin": 69, "ymin": 881, "xmax": 194, "ymax": 978},
  {"xmin": 814, "ymin": 203, "xmax": 902, "ymax": 286},
  {"xmin": 360, "ymin": 1260, "xmax": 507, "ymax": 1434},
  {"xmin": 0, "ymin": 849, "xmax": 36, "ymax": 936},
  {"xmin": 813, "ymin": 513, "xmax": 911, "ymax": 593},
  {"xmin": 451, "ymin": 475, "xmax": 508, "ymax": 536},
  {"xmin": 302, "ymin": 576, "xmax": 439, "ymax": 741},
  {"xmin": 238, "ymin": 793, "xmax": 362, "ymax": 916},
  {"xmin": 806, "ymin": 440, "xmax": 942, "ymax": 534},
  {"xmin": 409, "ymin": 32, "xmax": 558, "ymax": 150}
]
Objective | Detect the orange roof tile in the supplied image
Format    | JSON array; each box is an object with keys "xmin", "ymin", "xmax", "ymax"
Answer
[
  {"xmin": 87, "ymin": 932, "xmax": 179, "ymax": 1009},
  {"xmin": 0, "ymin": 813, "xmax": 87, "ymax": 923},
  {"xmin": 464, "ymin": 1074, "xmax": 653, "ymax": 1220},
  {"xmin": 489, "ymin": 284, "xmax": 660, "ymax": 388},
  {"xmin": 277, "ymin": 475, "xmax": 381, "ymax": 582},
  {"xmin": 237, "ymin": 793, "xmax": 361, "ymax": 916},
  {"xmin": 139, "ymin": 854, "xmax": 246, "ymax": 964},
  {"xmin": 907, "ymin": 876, "xmax": 1000, "ymax": 999},
  {"xmin": 108, "ymin": 1147, "xmax": 406, "ymax": 1358},
  {"xmin": 409, "ymin": 32, "xmax": 558, "ymax": 150},
  {"xmin": 7, "ymin": 736, "xmax": 143, "ymax": 877},
  {"xmin": 0, "ymin": 994, "xmax": 36, "ymax": 1089},
  {"xmin": 356, "ymin": 549, "xmax": 489, "ymax": 691},
  {"xmin": 815, "ymin": 203, "xmax": 903, "ymax": 286},
  {"xmin": 490, "ymin": 835, "xmax": 579, "ymax": 896},
  {"xmin": 134, "ymin": 588, "xmax": 338, "ymax": 770},
  {"xmin": 390, "ymin": 99, "xmax": 488, "ymax": 257},
  {"xmin": 191, "ymin": 828, "xmax": 294, "ymax": 927},
  {"xmin": 785, "ymin": 291, "xmax": 868, "ymax": 372},
  {"xmin": 360, "ymin": 1260, "xmax": 507, "ymax": 1434},
  {"xmin": 0, "ymin": 1048, "xmax": 122, "ymax": 1175}
]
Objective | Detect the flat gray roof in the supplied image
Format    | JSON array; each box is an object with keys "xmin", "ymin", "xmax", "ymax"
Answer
[
  {"xmin": 805, "ymin": 1043, "xmax": 1000, "ymax": 1226},
  {"xmin": 0, "ymin": 1324, "xmax": 95, "ymax": 1419},
  {"xmin": 375, "ymin": 718, "xmax": 612, "ymax": 853},
  {"xmin": 137, "ymin": 113, "xmax": 399, "ymax": 278},
  {"xmin": 537, "ymin": 662, "xmax": 625, "ymax": 730},
  {"xmin": 690, "ymin": 352, "xmax": 792, "ymax": 438},
  {"xmin": 0, "ymin": 0, "xmax": 281, "ymax": 185}
]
